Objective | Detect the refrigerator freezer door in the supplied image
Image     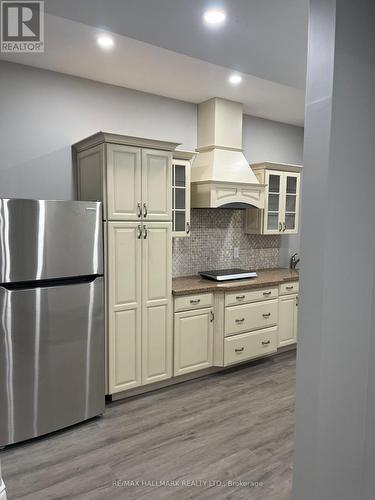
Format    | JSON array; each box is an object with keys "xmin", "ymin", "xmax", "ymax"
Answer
[
  {"xmin": 0, "ymin": 199, "xmax": 103, "ymax": 284},
  {"xmin": 0, "ymin": 277, "xmax": 105, "ymax": 447}
]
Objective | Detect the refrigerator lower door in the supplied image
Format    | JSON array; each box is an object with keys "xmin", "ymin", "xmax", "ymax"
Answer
[{"xmin": 0, "ymin": 277, "xmax": 104, "ymax": 447}]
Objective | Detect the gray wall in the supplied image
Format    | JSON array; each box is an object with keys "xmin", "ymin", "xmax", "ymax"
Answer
[
  {"xmin": 293, "ymin": 0, "xmax": 375, "ymax": 498},
  {"xmin": 0, "ymin": 60, "xmax": 303, "ymax": 267}
]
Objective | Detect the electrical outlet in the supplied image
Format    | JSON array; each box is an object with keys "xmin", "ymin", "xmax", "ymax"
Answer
[{"xmin": 233, "ymin": 247, "xmax": 240, "ymax": 259}]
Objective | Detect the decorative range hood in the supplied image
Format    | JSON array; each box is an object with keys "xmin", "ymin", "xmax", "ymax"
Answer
[{"xmin": 191, "ymin": 98, "xmax": 265, "ymax": 209}]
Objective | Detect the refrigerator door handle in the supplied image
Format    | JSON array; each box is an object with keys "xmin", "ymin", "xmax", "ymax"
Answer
[{"xmin": 0, "ymin": 275, "xmax": 101, "ymax": 291}]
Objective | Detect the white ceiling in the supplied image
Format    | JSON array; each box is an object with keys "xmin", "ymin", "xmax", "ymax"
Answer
[{"xmin": 1, "ymin": 1, "xmax": 308, "ymax": 126}]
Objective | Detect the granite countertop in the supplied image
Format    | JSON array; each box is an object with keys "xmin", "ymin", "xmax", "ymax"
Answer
[{"xmin": 172, "ymin": 268, "xmax": 299, "ymax": 296}]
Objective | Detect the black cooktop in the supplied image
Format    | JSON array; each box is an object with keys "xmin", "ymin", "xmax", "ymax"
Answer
[{"xmin": 199, "ymin": 269, "xmax": 258, "ymax": 282}]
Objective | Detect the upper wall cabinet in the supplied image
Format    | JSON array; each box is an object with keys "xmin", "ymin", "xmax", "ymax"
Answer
[
  {"xmin": 73, "ymin": 132, "xmax": 180, "ymax": 221},
  {"xmin": 172, "ymin": 151, "xmax": 195, "ymax": 238},
  {"xmin": 244, "ymin": 162, "xmax": 302, "ymax": 235}
]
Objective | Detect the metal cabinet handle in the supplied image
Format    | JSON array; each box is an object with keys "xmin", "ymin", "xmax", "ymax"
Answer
[
  {"xmin": 137, "ymin": 202, "xmax": 142, "ymax": 218},
  {"xmin": 190, "ymin": 298, "xmax": 200, "ymax": 304},
  {"xmin": 283, "ymin": 222, "xmax": 286, "ymax": 232},
  {"xmin": 263, "ymin": 291, "xmax": 272, "ymax": 297},
  {"xmin": 186, "ymin": 222, "xmax": 191, "ymax": 235},
  {"xmin": 279, "ymin": 222, "xmax": 283, "ymax": 232},
  {"xmin": 235, "ymin": 318, "xmax": 245, "ymax": 324},
  {"xmin": 235, "ymin": 347, "xmax": 244, "ymax": 353},
  {"xmin": 137, "ymin": 225, "xmax": 142, "ymax": 239},
  {"xmin": 236, "ymin": 295, "xmax": 245, "ymax": 300},
  {"xmin": 286, "ymin": 286, "xmax": 294, "ymax": 290},
  {"xmin": 262, "ymin": 340, "xmax": 271, "ymax": 346},
  {"xmin": 143, "ymin": 203, "xmax": 148, "ymax": 218},
  {"xmin": 263, "ymin": 312, "xmax": 271, "ymax": 318},
  {"xmin": 296, "ymin": 295, "xmax": 299, "ymax": 306},
  {"xmin": 143, "ymin": 225, "xmax": 148, "ymax": 239},
  {"xmin": 210, "ymin": 310, "xmax": 214, "ymax": 322}
]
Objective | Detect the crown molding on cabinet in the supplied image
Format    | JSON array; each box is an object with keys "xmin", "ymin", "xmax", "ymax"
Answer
[{"xmin": 72, "ymin": 131, "xmax": 181, "ymax": 153}]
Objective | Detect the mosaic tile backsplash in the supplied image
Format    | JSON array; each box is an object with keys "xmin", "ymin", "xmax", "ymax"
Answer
[{"xmin": 172, "ymin": 209, "xmax": 281, "ymax": 277}]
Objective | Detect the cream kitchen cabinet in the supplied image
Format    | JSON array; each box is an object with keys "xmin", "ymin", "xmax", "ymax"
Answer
[
  {"xmin": 172, "ymin": 151, "xmax": 195, "ymax": 237},
  {"xmin": 245, "ymin": 162, "xmax": 302, "ymax": 235},
  {"xmin": 141, "ymin": 222, "xmax": 172, "ymax": 384},
  {"xmin": 278, "ymin": 285, "xmax": 298, "ymax": 347},
  {"xmin": 107, "ymin": 221, "xmax": 172, "ymax": 393},
  {"xmin": 174, "ymin": 307, "xmax": 214, "ymax": 376},
  {"xmin": 74, "ymin": 133, "xmax": 178, "ymax": 222},
  {"xmin": 74, "ymin": 133, "xmax": 177, "ymax": 396},
  {"xmin": 107, "ymin": 222, "xmax": 142, "ymax": 392}
]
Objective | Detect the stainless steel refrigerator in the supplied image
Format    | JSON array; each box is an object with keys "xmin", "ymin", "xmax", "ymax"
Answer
[{"xmin": 0, "ymin": 199, "xmax": 105, "ymax": 447}]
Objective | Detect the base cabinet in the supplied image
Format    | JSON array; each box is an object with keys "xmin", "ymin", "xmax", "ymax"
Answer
[
  {"xmin": 174, "ymin": 307, "xmax": 214, "ymax": 376},
  {"xmin": 278, "ymin": 293, "xmax": 298, "ymax": 347}
]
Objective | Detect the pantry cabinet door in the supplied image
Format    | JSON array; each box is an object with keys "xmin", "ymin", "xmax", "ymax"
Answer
[
  {"xmin": 174, "ymin": 308, "xmax": 214, "ymax": 376},
  {"xmin": 142, "ymin": 149, "xmax": 172, "ymax": 221},
  {"xmin": 107, "ymin": 222, "xmax": 142, "ymax": 393},
  {"xmin": 107, "ymin": 144, "xmax": 142, "ymax": 221},
  {"xmin": 278, "ymin": 294, "xmax": 298, "ymax": 347},
  {"xmin": 141, "ymin": 222, "xmax": 172, "ymax": 384}
]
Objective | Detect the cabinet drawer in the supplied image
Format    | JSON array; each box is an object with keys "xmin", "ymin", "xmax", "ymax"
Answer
[
  {"xmin": 224, "ymin": 327, "xmax": 277, "ymax": 366},
  {"xmin": 174, "ymin": 293, "xmax": 213, "ymax": 312},
  {"xmin": 225, "ymin": 287, "xmax": 278, "ymax": 307},
  {"xmin": 279, "ymin": 282, "xmax": 299, "ymax": 295},
  {"xmin": 225, "ymin": 299, "xmax": 278, "ymax": 336}
]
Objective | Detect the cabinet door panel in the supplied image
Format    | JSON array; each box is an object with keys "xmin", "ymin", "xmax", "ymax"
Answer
[
  {"xmin": 172, "ymin": 159, "xmax": 191, "ymax": 237},
  {"xmin": 282, "ymin": 173, "xmax": 300, "ymax": 234},
  {"xmin": 142, "ymin": 149, "xmax": 172, "ymax": 221},
  {"xmin": 174, "ymin": 308, "xmax": 213, "ymax": 376},
  {"xmin": 108, "ymin": 222, "xmax": 142, "ymax": 393},
  {"xmin": 107, "ymin": 144, "xmax": 142, "ymax": 220},
  {"xmin": 278, "ymin": 294, "xmax": 298, "ymax": 347},
  {"xmin": 142, "ymin": 222, "xmax": 172, "ymax": 384},
  {"xmin": 264, "ymin": 170, "xmax": 283, "ymax": 234}
]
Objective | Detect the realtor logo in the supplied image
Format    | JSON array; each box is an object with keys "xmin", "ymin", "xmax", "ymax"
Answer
[{"xmin": 1, "ymin": 0, "xmax": 44, "ymax": 52}]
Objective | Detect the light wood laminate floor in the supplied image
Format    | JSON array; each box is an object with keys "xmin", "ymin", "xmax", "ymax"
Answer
[{"xmin": 1, "ymin": 351, "xmax": 296, "ymax": 500}]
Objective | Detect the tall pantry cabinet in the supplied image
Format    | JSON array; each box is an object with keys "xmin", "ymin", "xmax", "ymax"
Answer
[{"xmin": 73, "ymin": 133, "xmax": 179, "ymax": 395}]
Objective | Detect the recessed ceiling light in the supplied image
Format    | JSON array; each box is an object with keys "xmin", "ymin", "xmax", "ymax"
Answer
[
  {"xmin": 97, "ymin": 34, "xmax": 114, "ymax": 50},
  {"xmin": 203, "ymin": 9, "xmax": 226, "ymax": 26},
  {"xmin": 229, "ymin": 74, "xmax": 242, "ymax": 85}
]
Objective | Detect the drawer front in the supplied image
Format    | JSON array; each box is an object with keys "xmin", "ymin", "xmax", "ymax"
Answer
[
  {"xmin": 224, "ymin": 327, "xmax": 277, "ymax": 366},
  {"xmin": 225, "ymin": 287, "xmax": 278, "ymax": 307},
  {"xmin": 225, "ymin": 299, "xmax": 278, "ymax": 336},
  {"xmin": 174, "ymin": 293, "xmax": 213, "ymax": 312},
  {"xmin": 279, "ymin": 282, "xmax": 299, "ymax": 295}
]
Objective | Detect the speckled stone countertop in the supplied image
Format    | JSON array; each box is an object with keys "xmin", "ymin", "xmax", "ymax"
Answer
[{"xmin": 172, "ymin": 268, "xmax": 299, "ymax": 296}]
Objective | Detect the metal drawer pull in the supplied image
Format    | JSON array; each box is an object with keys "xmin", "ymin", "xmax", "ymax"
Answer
[
  {"xmin": 235, "ymin": 347, "xmax": 244, "ymax": 353},
  {"xmin": 263, "ymin": 291, "xmax": 272, "ymax": 297},
  {"xmin": 286, "ymin": 286, "xmax": 294, "ymax": 290},
  {"xmin": 137, "ymin": 225, "xmax": 142, "ymax": 239},
  {"xmin": 235, "ymin": 318, "xmax": 245, "ymax": 324},
  {"xmin": 143, "ymin": 202, "xmax": 148, "ymax": 218},
  {"xmin": 190, "ymin": 298, "xmax": 200, "ymax": 304},
  {"xmin": 137, "ymin": 202, "xmax": 142, "ymax": 218},
  {"xmin": 143, "ymin": 225, "xmax": 148, "ymax": 239},
  {"xmin": 263, "ymin": 313, "xmax": 271, "ymax": 318},
  {"xmin": 262, "ymin": 340, "xmax": 271, "ymax": 346},
  {"xmin": 236, "ymin": 295, "xmax": 245, "ymax": 300}
]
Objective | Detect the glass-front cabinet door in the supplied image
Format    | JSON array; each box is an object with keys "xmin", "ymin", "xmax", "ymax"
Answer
[
  {"xmin": 282, "ymin": 173, "xmax": 300, "ymax": 234},
  {"xmin": 172, "ymin": 159, "xmax": 191, "ymax": 237},
  {"xmin": 264, "ymin": 171, "xmax": 283, "ymax": 234},
  {"xmin": 263, "ymin": 170, "xmax": 300, "ymax": 235}
]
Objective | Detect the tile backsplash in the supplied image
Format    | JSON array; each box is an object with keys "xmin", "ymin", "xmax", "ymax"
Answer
[{"xmin": 172, "ymin": 209, "xmax": 281, "ymax": 277}]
